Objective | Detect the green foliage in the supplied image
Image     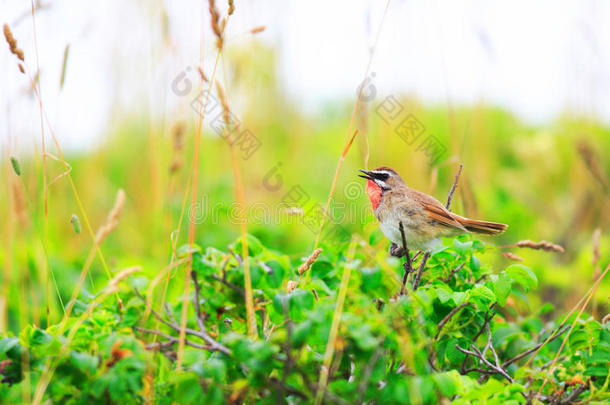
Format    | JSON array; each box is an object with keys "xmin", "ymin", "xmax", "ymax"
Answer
[{"xmin": 2, "ymin": 235, "xmax": 607, "ymax": 404}]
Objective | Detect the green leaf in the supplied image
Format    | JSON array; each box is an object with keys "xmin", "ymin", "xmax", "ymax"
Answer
[
  {"xmin": 506, "ymin": 264, "xmax": 537, "ymax": 291},
  {"xmin": 177, "ymin": 243, "xmax": 202, "ymax": 257},
  {"xmin": 436, "ymin": 287, "xmax": 453, "ymax": 304},
  {"xmin": 446, "ymin": 339, "xmax": 467, "ymax": 365},
  {"xmin": 538, "ymin": 302, "xmax": 554, "ymax": 315},
  {"xmin": 369, "ymin": 229, "xmax": 384, "ymax": 245},
  {"xmin": 584, "ymin": 366, "xmax": 609, "ymax": 377},
  {"xmin": 469, "ymin": 285, "xmax": 496, "ymax": 307},
  {"xmin": 70, "ymin": 351, "xmax": 99, "ymax": 374},
  {"xmin": 310, "ymin": 261, "xmax": 334, "ymax": 280},
  {"xmin": 453, "ymin": 240, "xmax": 473, "ymax": 255},
  {"xmin": 193, "ymin": 255, "xmax": 217, "ymax": 277},
  {"xmin": 432, "ymin": 370, "xmax": 460, "ymax": 398},
  {"xmin": 249, "ymin": 264, "xmax": 263, "ymax": 288},
  {"xmin": 234, "ymin": 234, "xmax": 264, "ymax": 257},
  {"xmin": 264, "ymin": 260, "xmax": 285, "ymax": 288},
  {"xmin": 360, "ymin": 267, "xmax": 381, "ymax": 292},
  {"xmin": 0, "ymin": 338, "xmax": 19, "ymax": 355},
  {"xmin": 493, "ymin": 272, "xmax": 512, "ymax": 306}
]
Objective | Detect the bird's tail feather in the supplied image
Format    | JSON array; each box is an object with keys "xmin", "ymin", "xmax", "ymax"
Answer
[{"xmin": 456, "ymin": 216, "xmax": 508, "ymax": 235}]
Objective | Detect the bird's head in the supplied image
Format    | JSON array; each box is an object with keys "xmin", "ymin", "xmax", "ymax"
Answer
[{"xmin": 358, "ymin": 166, "xmax": 404, "ymax": 209}]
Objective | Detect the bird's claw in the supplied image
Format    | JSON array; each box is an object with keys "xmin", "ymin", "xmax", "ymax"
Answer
[{"xmin": 389, "ymin": 242, "xmax": 406, "ymax": 258}]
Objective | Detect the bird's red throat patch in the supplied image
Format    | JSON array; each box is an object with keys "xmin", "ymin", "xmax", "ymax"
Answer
[{"xmin": 365, "ymin": 180, "xmax": 382, "ymax": 210}]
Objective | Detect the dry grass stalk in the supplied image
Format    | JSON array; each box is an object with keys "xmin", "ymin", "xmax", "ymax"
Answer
[
  {"xmin": 577, "ymin": 140, "xmax": 609, "ymax": 192},
  {"xmin": 311, "ymin": 0, "xmax": 392, "ymax": 252},
  {"xmin": 108, "ymin": 266, "xmax": 141, "ymax": 290},
  {"xmin": 508, "ymin": 239, "xmax": 564, "ymax": 253},
  {"xmin": 175, "ymin": 49, "xmax": 223, "ymax": 371},
  {"xmin": 12, "ymin": 181, "xmax": 28, "ymax": 228},
  {"xmin": 95, "ymin": 189, "xmax": 126, "ymax": 243},
  {"xmin": 215, "ymin": 81, "xmax": 231, "ymax": 130},
  {"xmin": 3, "ymin": 24, "xmax": 25, "ymax": 61},
  {"xmin": 502, "ymin": 252, "xmax": 523, "ymax": 262},
  {"xmin": 314, "ymin": 239, "xmax": 357, "ymax": 405},
  {"xmin": 228, "ymin": 0, "xmax": 235, "ymax": 15},
  {"xmin": 208, "ymin": 0, "xmax": 224, "ymax": 50},
  {"xmin": 313, "ymin": 129, "xmax": 358, "ymax": 248},
  {"xmin": 59, "ymin": 44, "xmax": 69, "ymax": 89},
  {"xmin": 592, "ymin": 228, "xmax": 601, "ymax": 318},
  {"xmin": 592, "ymin": 228, "xmax": 601, "ymax": 266},
  {"xmin": 250, "ymin": 26, "xmax": 266, "ymax": 34},
  {"xmin": 217, "ymin": 83, "xmax": 257, "ymax": 337},
  {"xmin": 537, "ymin": 263, "xmax": 610, "ymax": 395},
  {"xmin": 298, "ymin": 248, "xmax": 323, "ymax": 275},
  {"xmin": 197, "ymin": 66, "xmax": 208, "ymax": 82},
  {"xmin": 169, "ymin": 123, "xmax": 185, "ymax": 174}
]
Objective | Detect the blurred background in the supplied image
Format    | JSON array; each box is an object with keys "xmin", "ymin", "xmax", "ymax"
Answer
[{"xmin": 1, "ymin": 0, "xmax": 609, "ymax": 332}]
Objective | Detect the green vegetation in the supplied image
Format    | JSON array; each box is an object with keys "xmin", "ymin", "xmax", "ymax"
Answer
[{"xmin": 1, "ymin": 14, "xmax": 610, "ymax": 405}]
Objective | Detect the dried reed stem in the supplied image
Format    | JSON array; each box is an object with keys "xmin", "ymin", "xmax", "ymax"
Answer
[
  {"xmin": 314, "ymin": 238, "xmax": 357, "ymax": 405},
  {"xmin": 216, "ymin": 81, "xmax": 257, "ymax": 337},
  {"xmin": 59, "ymin": 44, "xmax": 69, "ymax": 89},
  {"xmin": 592, "ymin": 228, "xmax": 601, "ymax": 318},
  {"xmin": 312, "ymin": 0, "xmax": 391, "ymax": 249},
  {"xmin": 313, "ymin": 129, "xmax": 358, "ymax": 249},
  {"xmin": 95, "ymin": 189, "xmax": 126, "ymax": 243},
  {"xmin": 176, "ymin": 48, "xmax": 223, "ymax": 370},
  {"xmin": 577, "ymin": 140, "xmax": 609, "ymax": 192}
]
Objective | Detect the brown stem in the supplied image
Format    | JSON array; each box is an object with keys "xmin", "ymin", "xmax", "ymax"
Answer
[
  {"xmin": 399, "ymin": 222, "xmax": 413, "ymax": 295},
  {"xmin": 412, "ymin": 164, "xmax": 463, "ymax": 292},
  {"xmin": 446, "ymin": 164, "xmax": 463, "ymax": 210},
  {"xmin": 435, "ymin": 302, "xmax": 472, "ymax": 339}
]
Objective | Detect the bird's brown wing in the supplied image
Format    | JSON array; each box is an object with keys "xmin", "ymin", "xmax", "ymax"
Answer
[{"xmin": 410, "ymin": 188, "xmax": 467, "ymax": 231}]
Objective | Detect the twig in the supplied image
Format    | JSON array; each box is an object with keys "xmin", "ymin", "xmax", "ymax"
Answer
[
  {"xmin": 412, "ymin": 164, "xmax": 462, "ymax": 291},
  {"xmin": 455, "ymin": 343, "xmax": 513, "ymax": 383},
  {"xmin": 460, "ymin": 308, "xmax": 495, "ymax": 373},
  {"xmin": 443, "ymin": 263, "xmax": 465, "ymax": 283},
  {"xmin": 134, "ymin": 289, "xmax": 230, "ymax": 355},
  {"xmin": 502, "ymin": 325, "xmax": 569, "ymax": 368},
  {"xmin": 445, "ymin": 164, "xmax": 463, "ymax": 210},
  {"xmin": 210, "ymin": 273, "xmax": 245, "ymax": 296},
  {"xmin": 412, "ymin": 253, "xmax": 430, "ymax": 291},
  {"xmin": 435, "ymin": 302, "xmax": 472, "ymax": 339},
  {"xmin": 399, "ymin": 222, "xmax": 413, "ymax": 295},
  {"xmin": 135, "ymin": 326, "xmax": 213, "ymax": 351},
  {"xmin": 558, "ymin": 383, "xmax": 587, "ymax": 405},
  {"xmin": 191, "ymin": 271, "xmax": 208, "ymax": 335}
]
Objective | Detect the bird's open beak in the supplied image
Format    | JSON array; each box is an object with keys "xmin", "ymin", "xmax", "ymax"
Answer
[{"xmin": 358, "ymin": 170, "xmax": 374, "ymax": 180}]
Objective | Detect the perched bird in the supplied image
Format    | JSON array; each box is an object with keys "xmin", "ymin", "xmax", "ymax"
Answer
[{"xmin": 359, "ymin": 166, "xmax": 507, "ymax": 254}]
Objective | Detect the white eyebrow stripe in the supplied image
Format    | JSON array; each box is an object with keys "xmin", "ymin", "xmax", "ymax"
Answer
[{"xmin": 371, "ymin": 170, "xmax": 392, "ymax": 176}]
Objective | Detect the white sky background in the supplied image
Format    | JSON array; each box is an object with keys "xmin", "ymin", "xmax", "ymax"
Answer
[{"xmin": 1, "ymin": 0, "xmax": 610, "ymax": 153}]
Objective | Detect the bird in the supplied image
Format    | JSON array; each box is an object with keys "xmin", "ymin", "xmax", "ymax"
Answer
[{"xmin": 359, "ymin": 166, "xmax": 507, "ymax": 255}]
